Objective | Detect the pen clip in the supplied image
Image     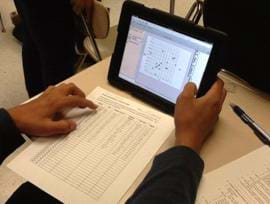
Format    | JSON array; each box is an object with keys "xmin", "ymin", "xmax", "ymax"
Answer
[{"xmin": 241, "ymin": 114, "xmax": 252, "ymax": 124}]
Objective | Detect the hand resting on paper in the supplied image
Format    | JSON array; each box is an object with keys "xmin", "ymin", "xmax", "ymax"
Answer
[
  {"xmin": 8, "ymin": 83, "xmax": 97, "ymax": 137},
  {"xmin": 174, "ymin": 79, "xmax": 227, "ymax": 152}
]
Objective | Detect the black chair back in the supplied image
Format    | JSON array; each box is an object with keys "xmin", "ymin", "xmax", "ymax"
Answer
[{"xmin": 203, "ymin": 0, "xmax": 270, "ymax": 93}]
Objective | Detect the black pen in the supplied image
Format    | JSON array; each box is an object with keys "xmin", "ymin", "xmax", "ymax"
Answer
[{"xmin": 230, "ymin": 103, "xmax": 270, "ymax": 145}]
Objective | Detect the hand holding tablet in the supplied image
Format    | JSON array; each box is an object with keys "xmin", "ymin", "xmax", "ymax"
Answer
[{"xmin": 108, "ymin": 0, "xmax": 227, "ymax": 114}]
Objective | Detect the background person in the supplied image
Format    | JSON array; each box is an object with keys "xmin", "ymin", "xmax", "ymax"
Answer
[{"xmin": 13, "ymin": 0, "xmax": 94, "ymax": 97}]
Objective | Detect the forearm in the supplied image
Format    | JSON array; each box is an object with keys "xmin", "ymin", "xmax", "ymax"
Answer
[
  {"xmin": 0, "ymin": 108, "xmax": 25, "ymax": 164},
  {"xmin": 127, "ymin": 146, "xmax": 204, "ymax": 204}
]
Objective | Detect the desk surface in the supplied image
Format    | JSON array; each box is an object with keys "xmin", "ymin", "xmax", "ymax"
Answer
[{"xmin": 65, "ymin": 57, "xmax": 270, "ymax": 202}]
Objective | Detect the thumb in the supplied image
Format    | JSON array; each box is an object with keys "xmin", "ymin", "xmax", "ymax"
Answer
[
  {"xmin": 180, "ymin": 82, "xmax": 197, "ymax": 99},
  {"xmin": 45, "ymin": 119, "xmax": 77, "ymax": 136}
]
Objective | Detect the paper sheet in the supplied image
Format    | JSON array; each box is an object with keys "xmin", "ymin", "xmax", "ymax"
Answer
[
  {"xmin": 8, "ymin": 87, "xmax": 174, "ymax": 204},
  {"xmin": 196, "ymin": 145, "xmax": 270, "ymax": 204}
]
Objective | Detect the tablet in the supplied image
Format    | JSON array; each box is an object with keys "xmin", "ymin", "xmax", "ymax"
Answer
[{"xmin": 108, "ymin": 0, "xmax": 227, "ymax": 114}]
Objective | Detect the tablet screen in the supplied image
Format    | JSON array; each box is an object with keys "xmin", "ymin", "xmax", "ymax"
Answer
[{"xmin": 119, "ymin": 16, "xmax": 213, "ymax": 103}]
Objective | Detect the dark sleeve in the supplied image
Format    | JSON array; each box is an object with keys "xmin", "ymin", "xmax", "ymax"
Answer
[
  {"xmin": 0, "ymin": 108, "xmax": 25, "ymax": 164},
  {"xmin": 127, "ymin": 146, "xmax": 204, "ymax": 204},
  {"xmin": 6, "ymin": 182, "xmax": 62, "ymax": 204}
]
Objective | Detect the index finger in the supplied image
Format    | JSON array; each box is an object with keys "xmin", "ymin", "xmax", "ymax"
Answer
[{"xmin": 60, "ymin": 96, "xmax": 98, "ymax": 110}]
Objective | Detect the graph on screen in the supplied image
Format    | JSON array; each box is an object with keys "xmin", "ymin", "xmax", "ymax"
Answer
[{"xmin": 138, "ymin": 35, "xmax": 193, "ymax": 89}]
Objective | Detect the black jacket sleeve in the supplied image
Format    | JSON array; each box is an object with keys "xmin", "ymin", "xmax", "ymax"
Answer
[
  {"xmin": 0, "ymin": 108, "xmax": 25, "ymax": 164},
  {"xmin": 127, "ymin": 146, "xmax": 204, "ymax": 204}
]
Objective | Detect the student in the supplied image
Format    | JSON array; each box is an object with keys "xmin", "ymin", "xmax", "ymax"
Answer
[{"xmin": 1, "ymin": 80, "xmax": 226, "ymax": 203}]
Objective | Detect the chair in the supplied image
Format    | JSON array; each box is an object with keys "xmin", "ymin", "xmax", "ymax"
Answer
[
  {"xmin": 0, "ymin": 12, "xmax": 6, "ymax": 32},
  {"xmin": 75, "ymin": 0, "xmax": 110, "ymax": 69},
  {"xmin": 185, "ymin": 0, "xmax": 203, "ymax": 24},
  {"xmin": 187, "ymin": 0, "xmax": 270, "ymax": 93}
]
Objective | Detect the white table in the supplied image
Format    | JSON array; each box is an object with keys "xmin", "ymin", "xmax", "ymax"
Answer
[{"xmin": 64, "ymin": 57, "xmax": 270, "ymax": 202}]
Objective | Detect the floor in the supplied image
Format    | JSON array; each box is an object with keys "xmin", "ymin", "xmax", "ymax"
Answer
[{"xmin": 0, "ymin": 0, "xmax": 194, "ymax": 202}]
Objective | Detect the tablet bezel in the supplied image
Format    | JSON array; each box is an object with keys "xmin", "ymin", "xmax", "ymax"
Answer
[{"xmin": 108, "ymin": 0, "xmax": 227, "ymax": 114}]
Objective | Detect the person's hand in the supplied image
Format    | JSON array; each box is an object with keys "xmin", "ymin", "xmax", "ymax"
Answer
[
  {"xmin": 8, "ymin": 83, "xmax": 97, "ymax": 137},
  {"xmin": 71, "ymin": 0, "xmax": 94, "ymax": 21},
  {"xmin": 174, "ymin": 79, "xmax": 226, "ymax": 152}
]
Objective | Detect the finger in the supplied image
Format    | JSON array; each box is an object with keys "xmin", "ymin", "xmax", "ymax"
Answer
[
  {"xmin": 57, "ymin": 83, "xmax": 67, "ymax": 88},
  {"xmin": 44, "ymin": 119, "xmax": 77, "ymax": 136},
  {"xmin": 60, "ymin": 96, "xmax": 98, "ymax": 110},
  {"xmin": 42, "ymin": 85, "xmax": 55, "ymax": 96},
  {"xmin": 204, "ymin": 79, "xmax": 224, "ymax": 103},
  {"xmin": 220, "ymin": 88, "xmax": 227, "ymax": 105},
  {"xmin": 45, "ymin": 85, "xmax": 55, "ymax": 92},
  {"xmin": 180, "ymin": 82, "xmax": 197, "ymax": 99},
  {"xmin": 218, "ymin": 88, "xmax": 227, "ymax": 112},
  {"xmin": 59, "ymin": 83, "xmax": 86, "ymax": 98}
]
